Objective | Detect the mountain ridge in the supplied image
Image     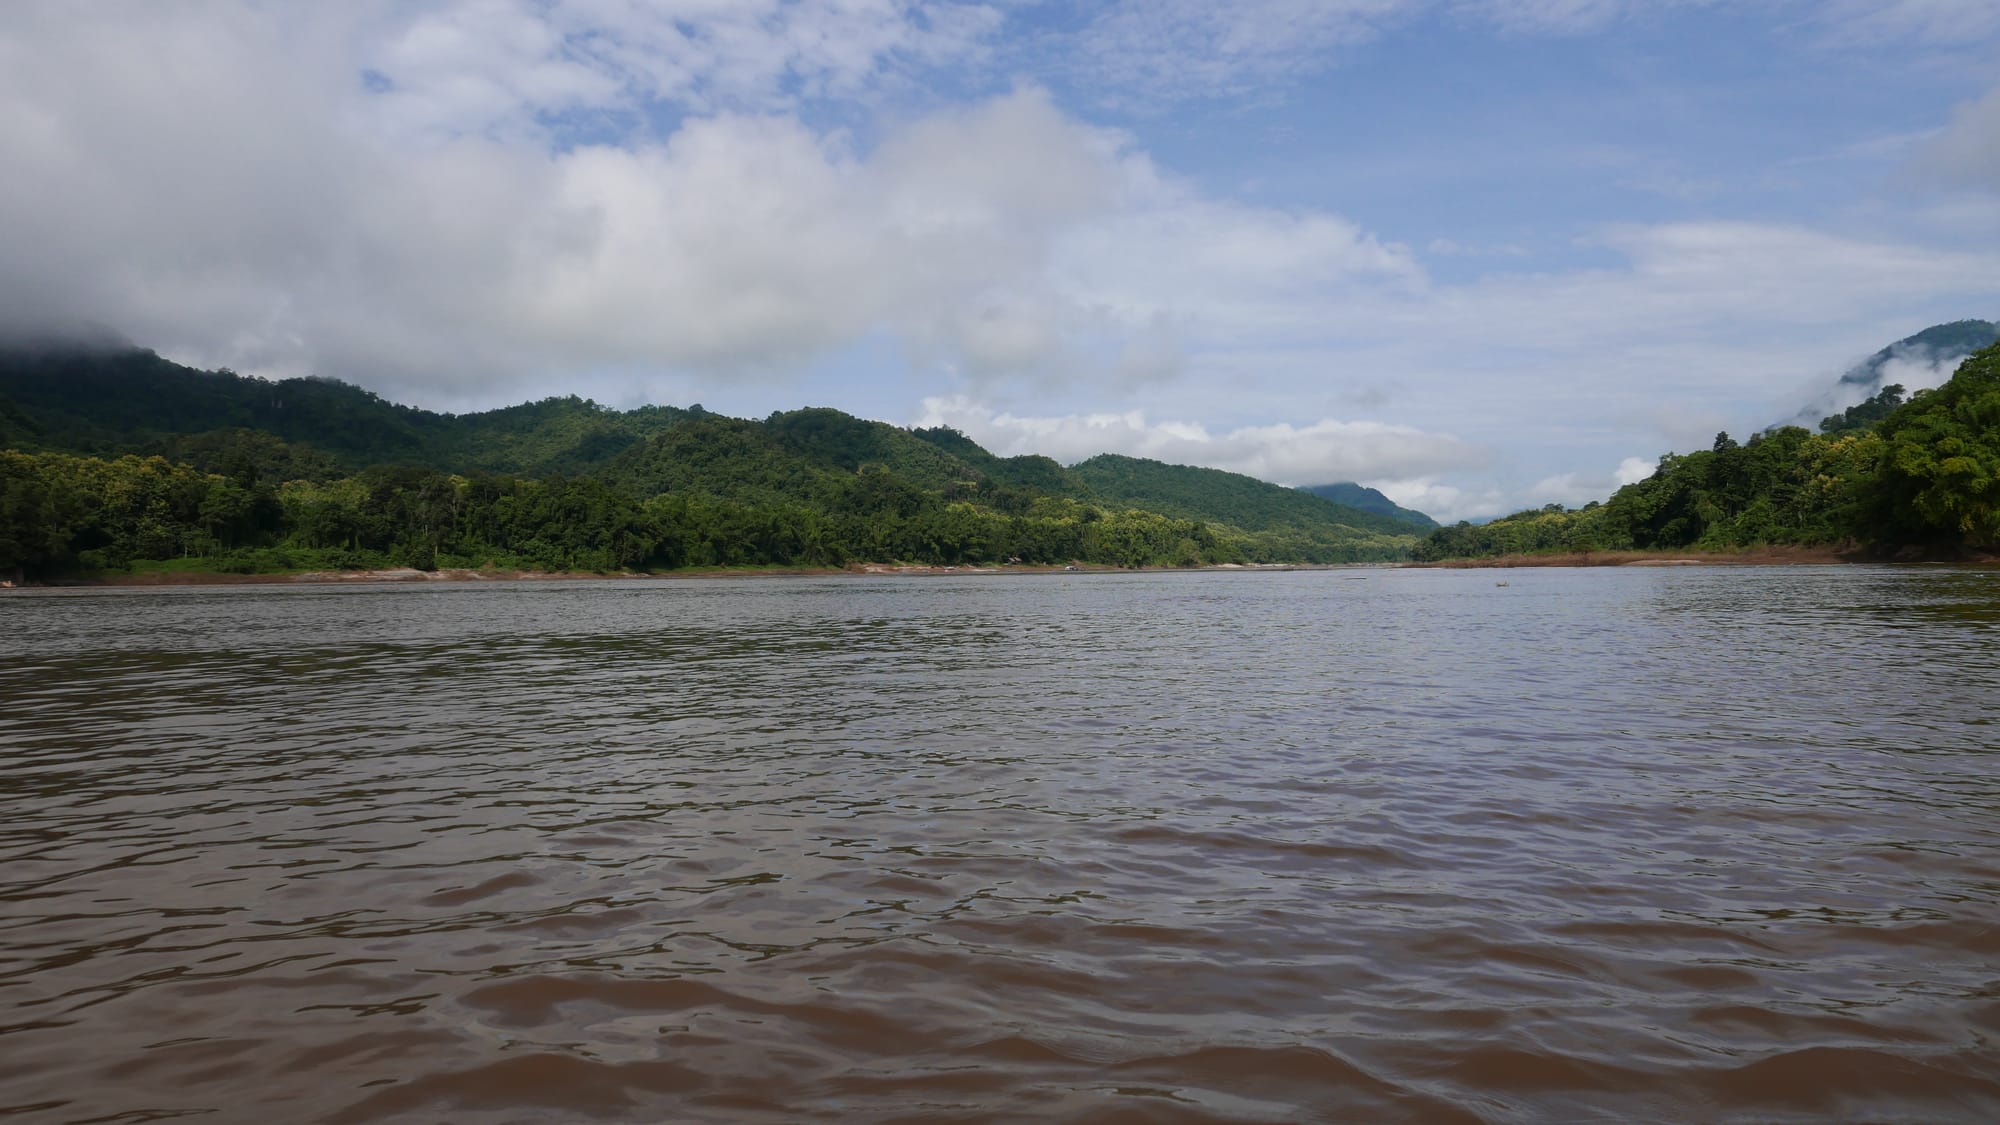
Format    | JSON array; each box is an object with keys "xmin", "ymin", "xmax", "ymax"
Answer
[{"xmin": 0, "ymin": 341, "xmax": 1425, "ymax": 576}]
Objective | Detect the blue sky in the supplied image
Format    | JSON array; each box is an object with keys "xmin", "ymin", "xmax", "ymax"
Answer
[{"xmin": 3, "ymin": 1, "xmax": 1998, "ymax": 519}]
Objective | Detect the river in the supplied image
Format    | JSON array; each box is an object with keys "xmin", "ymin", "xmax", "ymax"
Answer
[{"xmin": 3, "ymin": 566, "xmax": 1997, "ymax": 1122}]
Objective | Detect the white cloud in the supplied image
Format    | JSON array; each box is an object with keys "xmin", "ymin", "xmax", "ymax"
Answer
[
  {"xmin": 1614, "ymin": 455, "xmax": 1656, "ymax": 485},
  {"xmin": 915, "ymin": 395, "xmax": 1488, "ymax": 485},
  {"xmin": 0, "ymin": 0, "xmax": 1128, "ymax": 396},
  {"xmin": 1522, "ymin": 453, "xmax": 1654, "ymax": 508},
  {"xmin": 1368, "ymin": 477, "xmax": 1508, "ymax": 523},
  {"xmin": 0, "ymin": 1, "xmax": 1437, "ymax": 404}
]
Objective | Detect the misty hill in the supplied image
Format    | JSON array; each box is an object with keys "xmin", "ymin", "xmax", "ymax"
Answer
[
  {"xmin": 1298, "ymin": 482, "xmax": 1437, "ymax": 529},
  {"xmin": 1836, "ymin": 320, "xmax": 1999, "ymax": 390},
  {"xmin": 1786, "ymin": 320, "xmax": 1999, "ymax": 430}
]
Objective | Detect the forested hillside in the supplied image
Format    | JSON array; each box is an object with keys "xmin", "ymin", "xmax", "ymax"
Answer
[
  {"xmin": 1418, "ymin": 339, "xmax": 2000, "ymax": 560},
  {"xmin": 0, "ymin": 343, "xmax": 1420, "ymax": 579},
  {"xmin": 1070, "ymin": 454, "xmax": 1423, "ymax": 559},
  {"xmin": 0, "ymin": 344, "xmax": 694, "ymax": 477},
  {"xmin": 1080, "ymin": 450, "xmax": 1424, "ymax": 532}
]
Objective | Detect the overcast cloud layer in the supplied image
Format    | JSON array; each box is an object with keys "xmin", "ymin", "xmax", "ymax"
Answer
[{"xmin": 3, "ymin": 0, "xmax": 1998, "ymax": 520}]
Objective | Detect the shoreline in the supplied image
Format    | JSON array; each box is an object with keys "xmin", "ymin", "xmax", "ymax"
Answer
[
  {"xmin": 6, "ymin": 560, "xmax": 1349, "ymax": 590},
  {"xmin": 11, "ymin": 546, "xmax": 1998, "ymax": 589},
  {"xmin": 1406, "ymin": 544, "xmax": 1999, "ymax": 568}
]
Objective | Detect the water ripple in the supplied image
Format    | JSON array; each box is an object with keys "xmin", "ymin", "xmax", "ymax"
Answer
[{"xmin": 3, "ymin": 567, "xmax": 1999, "ymax": 1122}]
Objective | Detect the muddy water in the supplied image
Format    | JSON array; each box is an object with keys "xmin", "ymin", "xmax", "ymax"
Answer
[{"xmin": 2, "ymin": 567, "xmax": 1998, "ymax": 1123}]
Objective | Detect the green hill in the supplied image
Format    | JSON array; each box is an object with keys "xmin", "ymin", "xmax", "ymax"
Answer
[
  {"xmin": 606, "ymin": 414, "xmax": 843, "ymax": 505},
  {"xmin": 764, "ymin": 408, "xmax": 980, "ymax": 492},
  {"xmin": 0, "ymin": 340, "xmax": 1426, "ymax": 578},
  {"xmin": 0, "ymin": 343, "xmax": 693, "ymax": 477}
]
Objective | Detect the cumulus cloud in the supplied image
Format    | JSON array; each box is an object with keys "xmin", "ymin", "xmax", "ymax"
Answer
[
  {"xmin": 1614, "ymin": 455, "xmax": 1657, "ymax": 485},
  {"xmin": 0, "ymin": 0, "xmax": 1447, "ymax": 407},
  {"xmin": 1368, "ymin": 478, "xmax": 1509, "ymax": 524},
  {"xmin": 915, "ymin": 395, "xmax": 1488, "ymax": 485},
  {"xmin": 1526, "ymin": 461, "xmax": 1639, "ymax": 509},
  {"xmin": 0, "ymin": 0, "xmax": 1138, "ymax": 398}
]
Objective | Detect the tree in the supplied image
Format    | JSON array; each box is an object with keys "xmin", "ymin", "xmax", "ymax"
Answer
[{"xmin": 1872, "ymin": 344, "xmax": 2000, "ymax": 547}]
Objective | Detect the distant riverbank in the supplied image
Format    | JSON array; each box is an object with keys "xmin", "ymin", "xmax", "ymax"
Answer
[
  {"xmin": 6, "ymin": 560, "xmax": 1339, "ymax": 589},
  {"xmin": 29, "ymin": 547, "xmax": 1996, "ymax": 587},
  {"xmin": 1409, "ymin": 544, "xmax": 1998, "ymax": 568}
]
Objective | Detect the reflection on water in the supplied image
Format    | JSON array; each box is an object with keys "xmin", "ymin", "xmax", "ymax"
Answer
[{"xmin": 3, "ymin": 567, "xmax": 1999, "ymax": 1122}]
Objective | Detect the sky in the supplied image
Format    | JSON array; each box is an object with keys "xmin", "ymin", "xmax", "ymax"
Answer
[{"xmin": 3, "ymin": 1, "xmax": 1999, "ymax": 521}]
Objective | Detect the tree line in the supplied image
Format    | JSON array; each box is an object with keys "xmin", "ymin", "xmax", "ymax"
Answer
[{"xmin": 0, "ymin": 450, "xmax": 1418, "ymax": 581}]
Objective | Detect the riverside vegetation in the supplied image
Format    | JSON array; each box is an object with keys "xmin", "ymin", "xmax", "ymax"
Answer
[
  {"xmin": 9, "ymin": 328, "xmax": 1995, "ymax": 581},
  {"xmin": 1415, "ymin": 334, "xmax": 2000, "ymax": 562},
  {"xmin": 0, "ymin": 344, "xmax": 1427, "ymax": 580}
]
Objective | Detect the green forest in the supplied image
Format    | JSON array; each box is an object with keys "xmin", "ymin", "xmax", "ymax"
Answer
[
  {"xmin": 0, "ymin": 344, "xmax": 1429, "ymax": 580},
  {"xmin": 1416, "ymin": 338, "xmax": 2000, "ymax": 561}
]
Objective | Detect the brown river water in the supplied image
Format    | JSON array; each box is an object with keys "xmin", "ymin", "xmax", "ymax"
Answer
[{"xmin": 2, "ymin": 567, "xmax": 1998, "ymax": 1123}]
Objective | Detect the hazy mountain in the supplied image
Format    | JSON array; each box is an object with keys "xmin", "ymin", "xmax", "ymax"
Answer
[{"xmin": 1297, "ymin": 482, "xmax": 1437, "ymax": 530}]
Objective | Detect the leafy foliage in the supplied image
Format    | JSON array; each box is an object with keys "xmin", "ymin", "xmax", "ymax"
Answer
[
  {"xmin": 1819, "ymin": 384, "xmax": 1906, "ymax": 435},
  {"xmin": 1871, "ymin": 343, "xmax": 2000, "ymax": 547}
]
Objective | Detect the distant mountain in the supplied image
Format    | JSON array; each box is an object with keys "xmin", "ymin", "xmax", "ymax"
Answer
[{"xmin": 1297, "ymin": 482, "xmax": 1437, "ymax": 530}]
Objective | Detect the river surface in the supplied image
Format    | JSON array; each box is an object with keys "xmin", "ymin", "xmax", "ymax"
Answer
[{"xmin": 3, "ymin": 566, "xmax": 1998, "ymax": 1123}]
